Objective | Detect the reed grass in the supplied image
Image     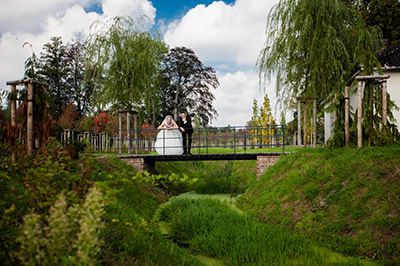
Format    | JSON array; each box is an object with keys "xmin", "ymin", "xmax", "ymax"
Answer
[{"xmin": 157, "ymin": 197, "xmax": 326, "ymax": 265}]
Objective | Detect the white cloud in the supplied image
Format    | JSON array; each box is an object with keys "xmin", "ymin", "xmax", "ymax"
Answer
[
  {"xmin": 165, "ymin": 0, "xmax": 280, "ymax": 126},
  {"xmin": 0, "ymin": 0, "xmax": 156, "ymax": 98},
  {"xmin": 102, "ymin": 0, "xmax": 155, "ymax": 24},
  {"xmin": 211, "ymin": 70, "xmax": 276, "ymax": 127},
  {"xmin": 164, "ymin": 0, "xmax": 277, "ymax": 70},
  {"xmin": 0, "ymin": 0, "xmax": 99, "ymax": 34}
]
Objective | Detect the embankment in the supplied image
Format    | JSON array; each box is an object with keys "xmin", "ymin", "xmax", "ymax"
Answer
[{"xmin": 237, "ymin": 146, "xmax": 400, "ymax": 263}]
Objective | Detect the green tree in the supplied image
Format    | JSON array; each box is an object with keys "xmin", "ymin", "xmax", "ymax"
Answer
[
  {"xmin": 85, "ymin": 16, "xmax": 168, "ymax": 113},
  {"xmin": 351, "ymin": 0, "xmax": 400, "ymax": 46},
  {"xmin": 257, "ymin": 0, "xmax": 381, "ymax": 107},
  {"xmin": 250, "ymin": 99, "xmax": 260, "ymax": 143},
  {"xmin": 37, "ymin": 37, "xmax": 73, "ymax": 119}
]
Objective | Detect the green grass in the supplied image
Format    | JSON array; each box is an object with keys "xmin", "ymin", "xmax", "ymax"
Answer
[
  {"xmin": 156, "ymin": 160, "xmax": 257, "ymax": 195},
  {"xmin": 156, "ymin": 195, "xmax": 369, "ymax": 266},
  {"xmin": 95, "ymin": 157, "xmax": 204, "ymax": 265},
  {"xmin": 237, "ymin": 145, "xmax": 400, "ymax": 263}
]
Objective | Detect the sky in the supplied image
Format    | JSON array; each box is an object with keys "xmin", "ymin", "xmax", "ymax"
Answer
[{"xmin": 0, "ymin": 0, "xmax": 283, "ymax": 127}]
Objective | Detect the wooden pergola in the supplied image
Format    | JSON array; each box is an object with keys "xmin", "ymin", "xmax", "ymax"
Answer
[
  {"xmin": 6, "ymin": 79, "xmax": 49, "ymax": 161},
  {"xmin": 296, "ymin": 97, "xmax": 318, "ymax": 148},
  {"xmin": 351, "ymin": 75, "xmax": 390, "ymax": 148},
  {"xmin": 117, "ymin": 110, "xmax": 138, "ymax": 155}
]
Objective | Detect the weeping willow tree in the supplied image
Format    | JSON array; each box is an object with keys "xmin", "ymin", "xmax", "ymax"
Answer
[
  {"xmin": 85, "ymin": 16, "xmax": 168, "ymax": 115},
  {"xmin": 257, "ymin": 0, "xmax": 381, "ymax": 107}
]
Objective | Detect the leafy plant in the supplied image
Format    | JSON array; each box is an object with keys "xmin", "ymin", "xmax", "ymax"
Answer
[{"xmin": 17, "ymin": 188, "xmax": 104, "ymax": 265}]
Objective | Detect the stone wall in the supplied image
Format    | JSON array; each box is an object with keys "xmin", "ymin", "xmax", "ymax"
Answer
[
  {"xmin": 120, "ymin": 157, "xmax": 155, "ymax": 175},
  {"xmin": 256, "ymin": 155, "xmax": 281, "ymax": 179}
]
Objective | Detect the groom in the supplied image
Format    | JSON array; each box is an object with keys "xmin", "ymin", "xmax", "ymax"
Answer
[{"xmin": 178, "ymin": 111, "xmax": 193, "ymax": 155}]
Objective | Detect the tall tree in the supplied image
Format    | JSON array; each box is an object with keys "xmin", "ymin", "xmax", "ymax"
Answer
[
  {"xmin": 37, "ymin": 36, "xmax": 72, "ymax": 119},
  {"xmin": 65, "ymin": 38, "xmax": 93, "ymax": 116},
  {"xmin": 85, "ymin": 16, "xmax": 168, "ymax": 113},
  {"xmin": 350, "ymin": 0, "xmax": 400, "ymax": 46},
  {"xmin": 163, "ymin": 47, "xmax": 219, "ymax": 126},
  {"xmin": 257, "ymin": 0, "xmax": 381, "ymax": 108}
]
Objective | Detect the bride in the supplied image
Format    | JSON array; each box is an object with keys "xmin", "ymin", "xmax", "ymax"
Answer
[{"xmin": 155, "ymin": 115, "xmax": 183, "ymax": 155}]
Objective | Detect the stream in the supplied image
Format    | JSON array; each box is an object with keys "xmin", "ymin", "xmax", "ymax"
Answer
[{"xmin": 155, "ymin": 192, "xmax": 376, "ymax": 266}]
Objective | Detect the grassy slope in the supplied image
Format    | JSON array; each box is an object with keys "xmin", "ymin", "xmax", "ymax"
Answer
[
  {"xmin": 95, "ymin": 157, "xmax": 203, "ymax": 265},
  {"xmin": 237, "ymin": 146, "xmax": 400, "ymax": 263}
]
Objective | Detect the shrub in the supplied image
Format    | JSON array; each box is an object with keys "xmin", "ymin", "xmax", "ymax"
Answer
[{"xmin": 17, "ymin": 188, "xmax": 104, "ymax": 265}]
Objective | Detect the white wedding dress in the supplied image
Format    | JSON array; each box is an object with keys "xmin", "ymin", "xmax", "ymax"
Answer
[{"xmin": 155, "ymin": 129, "xmax": 183, "ymax": 155}]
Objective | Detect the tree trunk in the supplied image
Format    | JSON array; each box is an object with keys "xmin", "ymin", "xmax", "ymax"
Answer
[
  {"xmin": 297, "ymin": 100, "xmax": 302, "ymax": 148},
  {"xmin": 313, "ymin": 98, "xmax": 317, "ymax": 147},
  {"xmin": 303, "ymin": 101, "xmax": 307, "ymax": 148},
  {"xmin": 11, "ymin": 84, "xmax": 17, "ymax": 163},
  {"xmin": 345, "ymin": 86, "xmax": 349, "ymax": 146},
  {"xmin": 27, "ymin": 83, "xmax": 34, "ymax": 155},
  {"xmin": 357, "ymin": 81, "xmax": 363, "ymax": 148}
]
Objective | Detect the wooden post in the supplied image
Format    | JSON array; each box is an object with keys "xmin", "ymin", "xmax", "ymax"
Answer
[
  {"xmin": 27, "ymin": 82, "xmax": 34, "ymax": 154},
  {"xmin": 313, "ymin": 98, "xmax": 317, "ymax": 147},
  {"xmin": 382, "ymin": 79, "xmax": 387, "ymax": 127},
  {"xmin": 303, "ymin": 101, "xmax": 307, "ymax": 148},
  {"xmin": 10, "ymin": 84, "xmax": 17, "ymax": 162},
  {"xmin": 127, "ymin": 112, "xmax": 131, "ymax": 154},
  {"xmin": 118, "ymin": 113, "xmax": 122, "ymax": 153},
  {"xmin": 345, "ymin": 86, "xmax": 349, "ymax": 147},
  {"xmin": 134, "ymin": 113, "xmax": 138, "ymax": 155},
  {"xmin": 357, "ymin": 81, "xmax": 363, "ymax": 148},
  {"xmin": 297, "ymin": 100, "xmax": 302, "ymax": 148}
]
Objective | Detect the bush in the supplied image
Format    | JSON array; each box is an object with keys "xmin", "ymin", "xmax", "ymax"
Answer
[{"xmin": 17, "ymin": 188, "xmax": 104, "ymax": 265}]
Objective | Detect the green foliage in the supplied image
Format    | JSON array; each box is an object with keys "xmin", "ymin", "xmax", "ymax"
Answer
[
  {"xmin": 156, "ymin": 196, "xmax": 367, "ymax": 265},
  {"xmin": 17, "ymin": 188, "xmax": 104, "ymax": 265},
  {"xmin": 258, "ymin": 0, "xmax": 381, "ymax": 107},
  {"xmin": 353, "ymin": 0, "xmax": 400, "ymax": 46},
  {"xmin": 156, "ymin": 160, "xmax": 256, "ymax": 195},
  {"xmin": 85, "ymin": 16, "xmax": 168, "ymax": 112},
  {"xmin": 238, "ymin": 146, "xmax": 400, "ymax": 263},
  {"xmin": 95, "ymin": 157, "xmax": 201, "ymax": 265}
]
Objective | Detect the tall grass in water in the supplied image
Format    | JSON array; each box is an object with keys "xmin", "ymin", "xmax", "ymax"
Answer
[
  {"xmin": 194, "ymin": 162, "xmax": 236, "ymax": 194},
  {"xmin": 157, "ymin": 197, "xmax": 323, "ymax": 266}
]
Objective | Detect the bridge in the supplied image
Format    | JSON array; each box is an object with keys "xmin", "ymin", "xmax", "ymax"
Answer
[
  {"xmin": 118, "ymin": 152, "xmax": 288, "ymax": 178},
  {"xmin": 113, "ymin": 125, "xmax": 291, "ymax": 178}
]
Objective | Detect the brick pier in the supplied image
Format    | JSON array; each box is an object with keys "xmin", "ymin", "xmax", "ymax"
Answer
[{"xmin": 256, "ymin": 155, "xmax": 281, "ymax": 179}]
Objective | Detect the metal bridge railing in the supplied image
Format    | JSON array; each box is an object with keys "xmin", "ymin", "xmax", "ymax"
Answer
[{"xmin": 111, "ymin": 125, "xmax": 289, "ymax": 156}]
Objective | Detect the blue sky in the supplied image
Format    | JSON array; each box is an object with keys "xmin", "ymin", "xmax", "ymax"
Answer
[
  {"xmin": 0, "ymin": 0, "xmax": 281, "ymax": 126},
  {"xmin": 152, "ymin": 0, "xmax": 235, "ymax": 22}
]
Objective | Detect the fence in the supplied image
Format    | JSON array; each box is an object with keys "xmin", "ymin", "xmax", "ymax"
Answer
[{"xmin": 60, "ymin": 125, "xmax": 289, "ymax": 155}]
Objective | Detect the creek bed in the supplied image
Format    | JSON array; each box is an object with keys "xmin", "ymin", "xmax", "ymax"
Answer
[{"xmin": 155, "ymin": 192, "xmax": 375, "ymax": 266}]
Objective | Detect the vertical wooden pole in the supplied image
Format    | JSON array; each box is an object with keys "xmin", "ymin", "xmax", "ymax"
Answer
[
  {"xmin": 297, "ymin": 100, "xmax": 302, "ymax": 148},
  {"xmin": 134, "ymin": 113, "xmax": 138, "ymax": 155},
  {"xmin": 345, "ymin": 86, "xmax": 349, "ymax": 147},
  {"xmin": 313, "ymin": 98, "xmax": 317, "ymax": 147},
  {"xmin": 127, "ymin": 112, "xmax": 131, "ymax": 155},
  {"xmin": 382, "ymin": 80, "xmax": 387, "ymax": 127},
  {"xmin": 357, "ymin": 81, "xmax": 363, "ymax": 148},
  {"xmin": 118, "ymin": 113, "xmax": 122, "ymax": 153},
  {"xmin": 303, "ymin": 101, "xmax": 307, "ymax": 148},
  {"xmin": 10, "ymin": 84, "xmax": 17, "ymax": 163},
  {"xmin": 27, "ymin": 82, "xmax": 34, "ymax": 155}
]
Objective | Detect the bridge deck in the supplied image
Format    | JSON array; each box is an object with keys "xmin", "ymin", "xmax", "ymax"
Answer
[{"xmin": 117, "ymin": 152, "xmax": 289, "ymax": 163}]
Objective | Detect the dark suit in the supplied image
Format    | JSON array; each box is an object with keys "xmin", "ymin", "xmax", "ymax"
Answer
[{"xmin": 178, "ymin": 114, "xmax": 194, "ymax": 154}]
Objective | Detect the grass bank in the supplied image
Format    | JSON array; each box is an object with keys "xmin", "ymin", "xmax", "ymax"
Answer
[
  {"xmin": 0, "ymin": 142, "xmax": 202, "ymax": 265},
  {"xmin": 237, "ymin": 146, "xmax": 400, "ymax": 263}
]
